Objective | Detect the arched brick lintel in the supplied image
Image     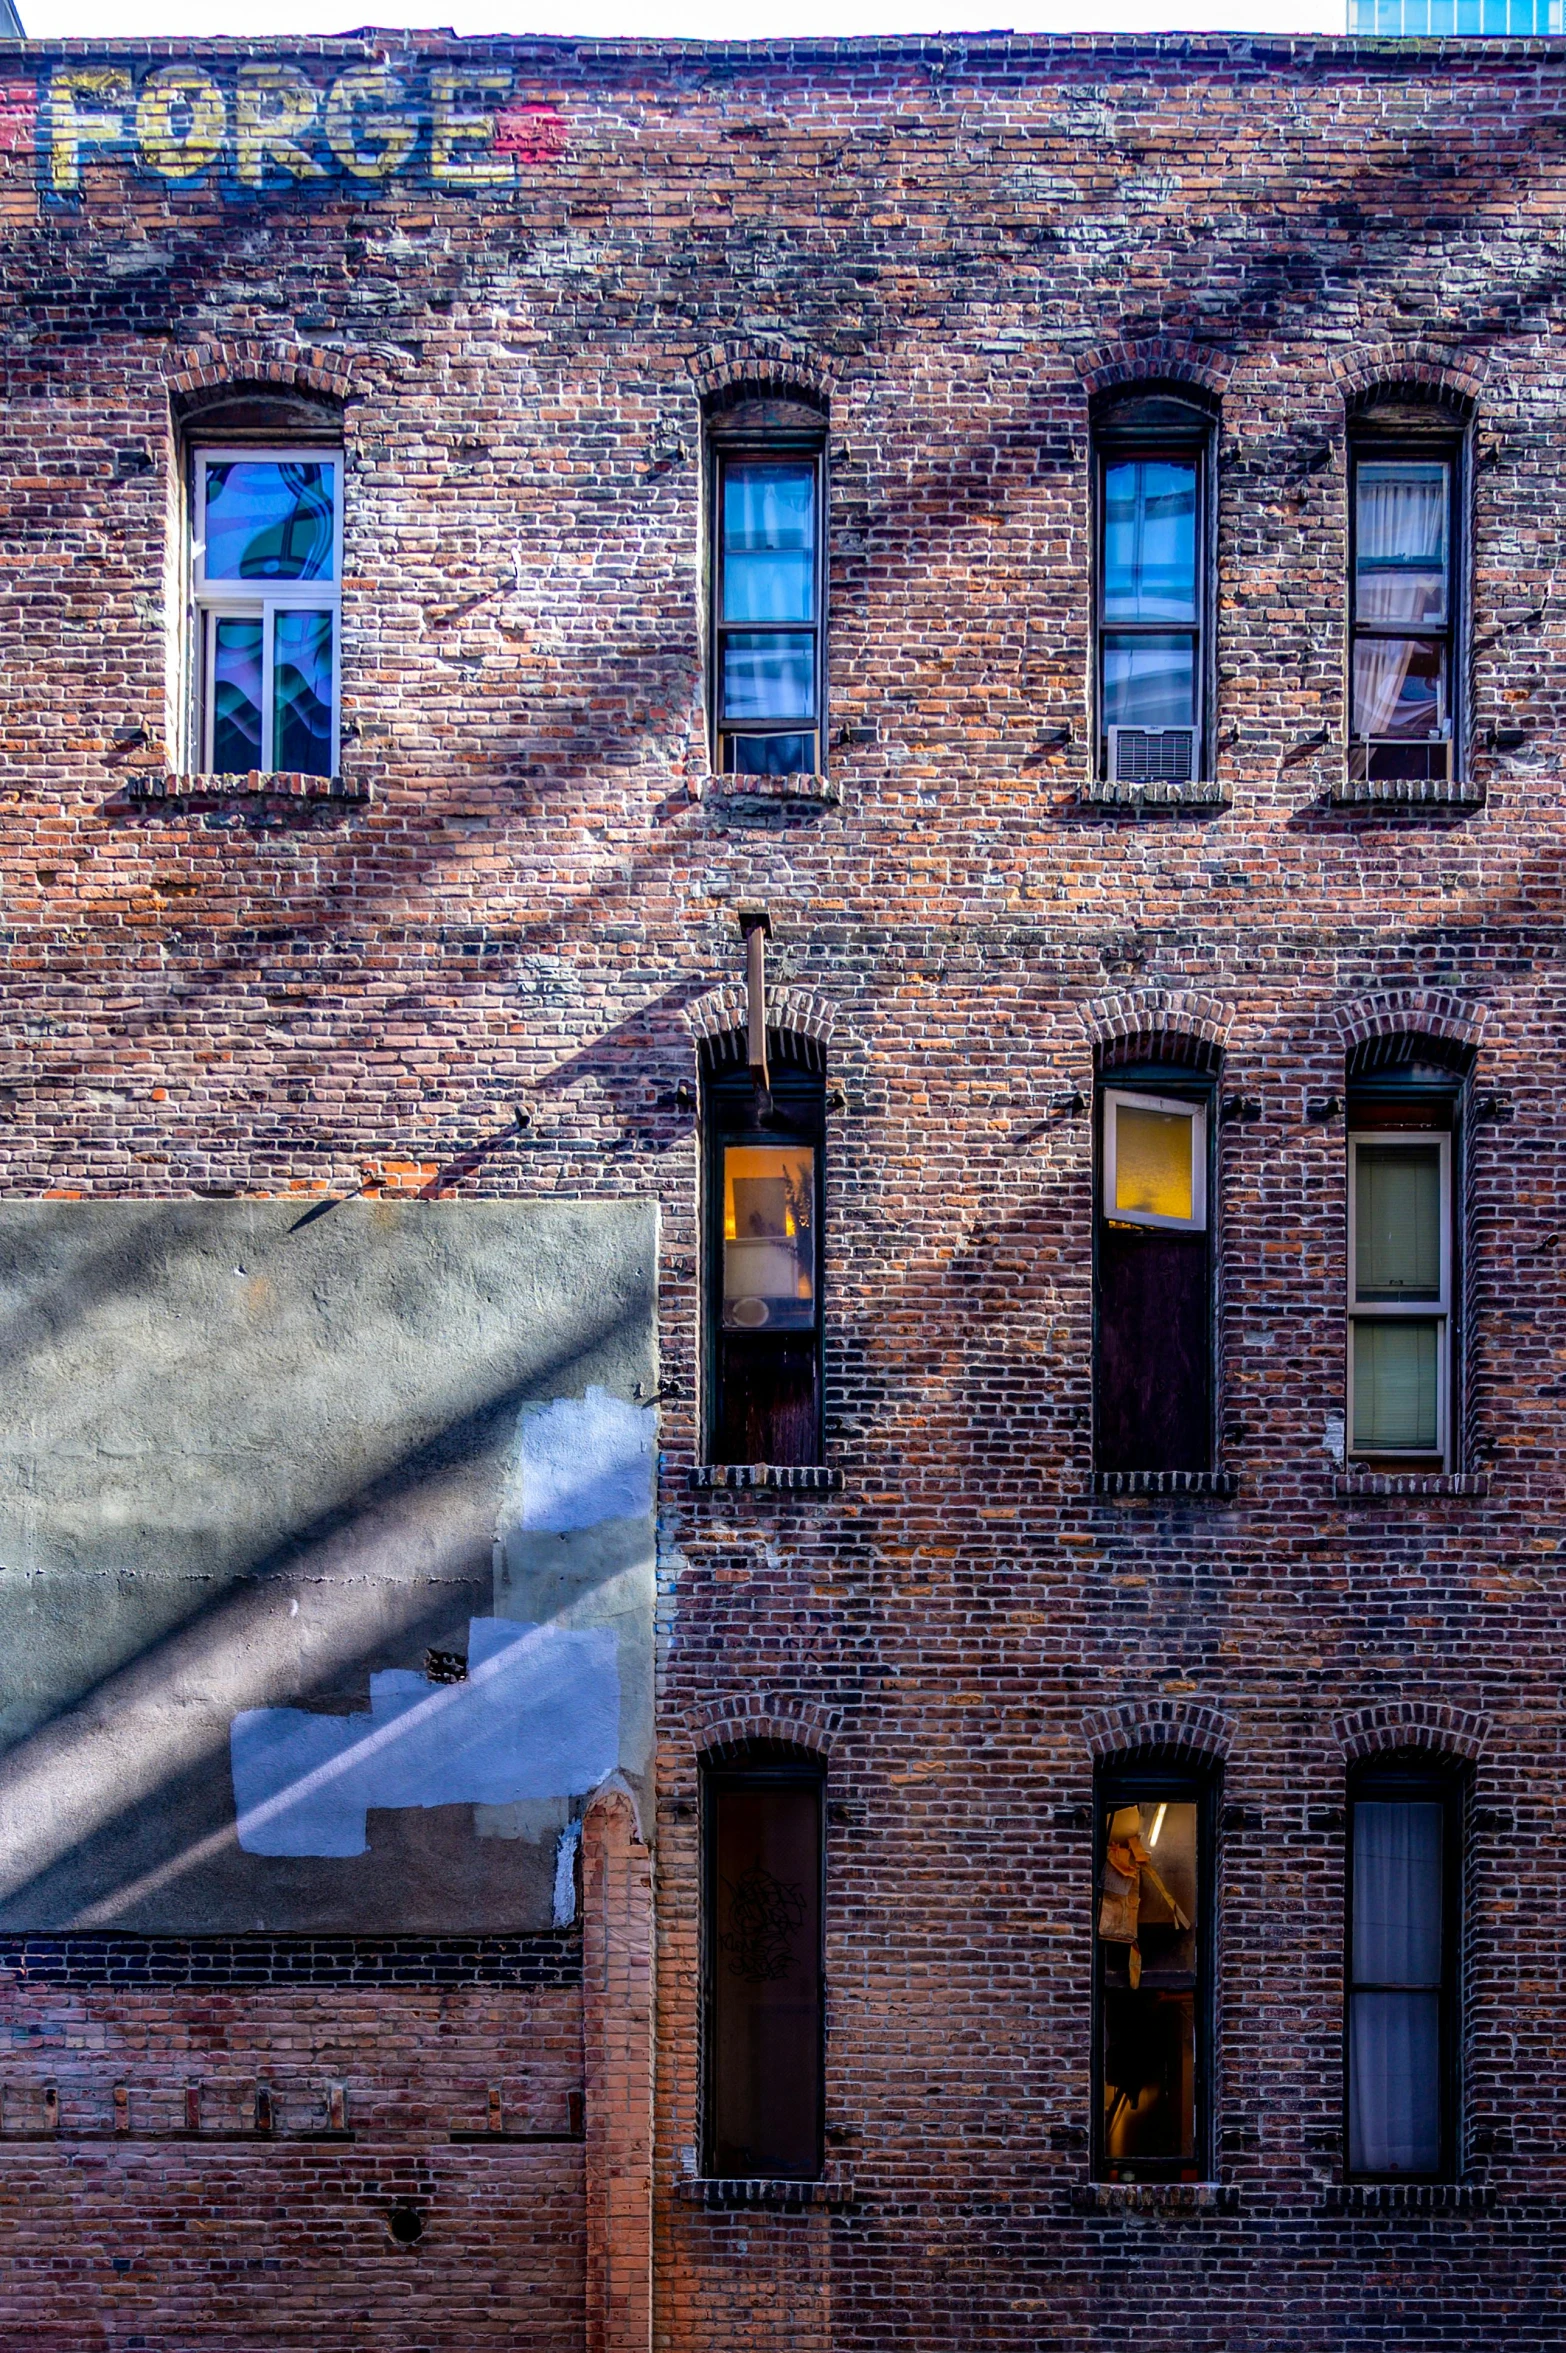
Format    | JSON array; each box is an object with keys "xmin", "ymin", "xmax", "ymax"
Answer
[
  {"xmin": 1082, "ymin": 1698, "xmax": 1235, "ymax": 1767},
  {"xmin": 1331, "ymin": 987, "xmax": 1486, "ymax": 1055},
  {"xmin": 683, "ymin": 982, "xmax": 838, "ymax": 1050},
  {"xmin": 688, "ymin": 1694, "xmax": 839, "ymax": 1765},
  {"xmin": 165, "ymin": 340, "xmax": 402, "ymax": 404},
  {"xmin": 1334, "ymin": 1701, "xmax": 1491, "ymax": 1767},
  {"xmin": 1077, "ymin": 337, "xmax": 1235, "ymax": 402},
  {"xmin": 1078, "ymin": 988, "xmax": 1235, "ymax": 1056},
  {"xmin": 1333, "ymin": 341, "xmax": 1487, "ymax": 412},
  {"xmin": 689, "ymin": 340, "xmax": 840, "ymax": 405}
]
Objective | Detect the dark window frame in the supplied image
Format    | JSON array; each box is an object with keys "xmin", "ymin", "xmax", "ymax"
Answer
[
  {"xmin": 701, "ymin": 1750, "xmax": 826, "ymax": 2182},
  {"xmin": 701, "ymin": 1032, "xmax": 826, "ymax": 1467},
  {"xmin": 1092, "ymin": 1056, "xmax": 1219, "ymax": 1475},
  {"xmin": 1091, "ymin": 1761, "xmax": 1217, "ymax": 2184},
  {"xmin": 1091, "ymin": 389, "xmax": 1217, "ymax": 785},
  {"xmin": 1347, "ymin": 406, "xmax": 1468, "ymax": 786},
  {"xmin": 1344, "ymin": 1755, "xmax": 1464, "ymax": 2183},
  {"xmin": 706, "ymin": 397, "xmax": 828, "ymax": 779},
  {"xmin": 1344, "ymin": 1053, "xmax": 1467, "ymax": 1473}
]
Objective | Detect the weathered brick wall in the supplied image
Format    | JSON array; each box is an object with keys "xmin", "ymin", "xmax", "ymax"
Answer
[{"xmin": 0, "ymin": 26, "xmax": 1562, "ymax": 2351}]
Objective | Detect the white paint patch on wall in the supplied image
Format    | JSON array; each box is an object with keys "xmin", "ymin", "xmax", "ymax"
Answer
[
  {"xmin": 552, "ymin": 1818, "xmax": 582, "ymax": 1927},
  {"xmin": 512, "ymin": 1386, "xmax": 656, "ymax": 1534},
  {"xmin": 230, "ymin": 1619, "xmax": 619, "ymax": 1858}
]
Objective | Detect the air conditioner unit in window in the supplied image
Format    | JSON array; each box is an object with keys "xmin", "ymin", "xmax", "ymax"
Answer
[
  {"xmin": 1106, "ymin": 724, "xmax": 1199, "ymax": 786},
  {"xmin": 1348, "ymin": 734, "xmax": 1454, "ymax": 784}
]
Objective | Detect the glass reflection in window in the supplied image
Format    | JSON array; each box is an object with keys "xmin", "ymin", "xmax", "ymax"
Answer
[{"xmin": 194, "ymin": 447, "xmax": 341, "ymax": 779}]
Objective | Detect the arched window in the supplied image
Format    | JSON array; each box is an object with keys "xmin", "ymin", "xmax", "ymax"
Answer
[
  {"xmin": 1092, "ymin": 387, "xmax": 1217, "ymax": 787},
  {"xmin": 702, "ymin": 1023, "xmax": 826, "ymax": 1466},
  {"xmin": 705, "ymin": 385, "xmax": 827, "ymax": 779},
  {"xmin": 175, "ymin": 382, "xmax": 344, "ymax": 779},
  {"xmin": 1093, "ymin": 1752, "xmax": 1216, "ymax": 2181},
  {"xmin": 1346, "ymin": 1750, "xmax": 1464, "ymax": 2179},
  {"xmin": 702, "ymin": 1741, "xmax": 825, "ymax": 2180},
  {"xmin": 1095, "ymin": 1034, "xmax": 1219, "ymax": 1474},
  {"xmin": 1348, "ymin": 390, "xmax": 1469, "ymax": 787},
  {"xmin": 1345, "ymin": 1033, "xmax": 1473, "ymax": 1469}
]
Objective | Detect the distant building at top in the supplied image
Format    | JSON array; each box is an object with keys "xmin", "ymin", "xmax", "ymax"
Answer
[
  {"xmin": 0, "ymin": 2, "xmax": 24, "ymax": 39},
  {"xmin": 1349, "ymin": 0, "xmax": 1560, "ymax": 30}
]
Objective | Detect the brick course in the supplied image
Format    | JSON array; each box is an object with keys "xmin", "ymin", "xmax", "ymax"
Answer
[{"xmin": 0, "ymin": 25, "xmax": 1563, "ymax": 2350}]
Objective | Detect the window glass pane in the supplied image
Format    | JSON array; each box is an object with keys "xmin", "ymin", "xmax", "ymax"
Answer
[
  {"xmin": 727, "ymin": 733, "xmax": 814, "ymax": 777},
  {"xmin": 1355, "ymin": 1144, "xmax": 1442, "ymax": 1299},
  {"xmin": 1113, "ymin": 1102, "xmax": 1195, "ymax": 1225},
  {"xmin": 721, "ymin": 633, "xmax": 815, "ymax": 722},
  {"xmin": 722, "ymin": 463, "xmax": 817, "ymax": 624},
  {"xmin": 211, "ymin": 617, "xmax": 263, "ymax": 773},
  {"xmin": 1102, "ymin": 634, "xmax": 1196, "ymax": 729},
  {"xmin": 1355, "ymin": 461, "xmax": 1448, "ymax": 626},
  {"xmin": 273, "ymin": 610, "xmax": 334, "ymax": 776},
  {"xmin": 1352, "ymin": 637, "xmax": 1446, "ymax": 740},
  {"xmin": 1103, "ymin": 458, "xmax": 1198, "ymax": 621},
  {"xmin": 709, "ymin": 1779, "xmax": 821, "ymax": 2178},
  {"xmin": 204, "ymin": 460, "xmax": 336, "ymax": 582},
  {"xmin": 1352, "ymin": 1318, "xmax": 1440, "ymax": 1453},
  {"xmin": 723, "ymin": 1144, "xmax": 815, "ymax": 1331},
  {"xmin": 1353, "ymin": 1801, "xmax": 1444, "ymax": 1985},
  {"xmin": 1349, "ymin": 1990, "xmax": 1442, "ymax": 2173},
  {"xmin": 1098, "ymin": 1798, "xmax": 1199, "ymax": 2166}
]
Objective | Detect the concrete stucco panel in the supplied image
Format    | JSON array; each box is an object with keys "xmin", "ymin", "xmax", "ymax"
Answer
[{"xmin": 0, "ymin": 1198, "xmax": 657, "ymax": 1932}]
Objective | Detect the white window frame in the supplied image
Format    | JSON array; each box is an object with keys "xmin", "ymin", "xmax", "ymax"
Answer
[
  {"xmin": 1347, "ymin": 1130, "xmax": 1451, "ymax": 1466},
  {"xmin": 191, "ymin": 445, "xmax": 343, "ymax": 777},
  {"xmin": 1101, "ymin": 1089, "xmax": 1208, "ymax": 1233}
]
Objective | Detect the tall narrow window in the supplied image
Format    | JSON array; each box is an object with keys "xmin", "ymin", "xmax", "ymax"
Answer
[
  {"xmin": 191, "ymin": 446, "xmax": 342, "ymax": 777},
  {"xmin": 707, "ymin": 391, "xmax": 826, "ymax": 777},
  {"xmin": 1095, "ymin": 1067, "xmax": 1214, "ymax": 1473},
  {"xmin": 1347, "ymin": 1762, "xmax": 1460, "ymax": 2179},
  {"xmin": 703, "ymin": 1753, "xmax": 824, "ymax": 2180},
  {"xmin": 1349, "ymin": 410, "xmax": 1463, "ymax": 785},
  {"xmin": 1094, "ymin": 1771, "xmax": 1211, "ymax": 2181},
  {"xmin": 704, "ymin": 1034, "xmax": 825, "ymax": 1466},
  {"xmin": 1347, "ymin": 1052, "xmax": 1463, "ymax": 1470},
  {"xmin": 1094, "ymin": 391, "xmax": 1214, "ymax": 786}
]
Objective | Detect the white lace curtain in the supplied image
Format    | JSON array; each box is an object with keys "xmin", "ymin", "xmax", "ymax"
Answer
[{"xmin": 1353, "ymin": 464, "xmax": 1447, "ymax": 738}]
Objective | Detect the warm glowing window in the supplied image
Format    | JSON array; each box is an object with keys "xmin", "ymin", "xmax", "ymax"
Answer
[
  {"xmin": 1094, "ymin": 1776, "xmax": 1210, "ymax": 2180},
  {"xmin": 704, "ymin": 1045, "xmax": 825, "ymax": 1467},
  {"xmin": 1102, "ymin": 1091, "xmax": 1206, "ymax": 1231}
]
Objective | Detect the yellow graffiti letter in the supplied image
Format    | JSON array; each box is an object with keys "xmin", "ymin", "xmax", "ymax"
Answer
[
  {"xmin": 236, "ymin": 64, "xmax": 326, "ymax": 187},
  {"xmin": 49, "ymin": 67, "xmax": 131, "ymax": 196},
  {"xmin": 324, "ymin": 67, "xmax": 417, "ymax": 182},
  {"xmin": 136, "ymin": 65, "xmax": 226, "ymax": 181},
  {"xmin": 430, "ymin": 70, "xmax": 515, "ymax": 188}
]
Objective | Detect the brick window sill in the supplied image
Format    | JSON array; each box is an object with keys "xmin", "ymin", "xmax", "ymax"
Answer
[
  {"xmin": 130, "ymin": 772, "xmax": 372, "ymax": 802},
  {"xmin": 675, "ymin": 2176, "xmax": 854, "ymax": 2209},
  {"xmin": 1322, "ymin": 2182, "xmax": 1495, "ymax": 2214},
  {"xmin": 699, "ymin": 773, "xmax": 840, "ymax": 809},
  {"xmin": 1077, "ymin": 781, "xmax": 1231, "ymax": 811},
  {"xmin": 689, "ymin": 1464, "xmax": 844, "ymax": 1493},
  {"xmin": 1327, "ymin": 779, "xmax": 1484, "ymax": 810},
  {"xmin": 1072, "ymin": 2182, "xmax": 1237, "ymax": 2214},
  {"xmin": 1333, "ymin": 1472, "xmax": 1489, "ymax": 1500},
  {"xmin": 1093, "ymin": 1470, "xmax": 1239, "ymax": 1501}
]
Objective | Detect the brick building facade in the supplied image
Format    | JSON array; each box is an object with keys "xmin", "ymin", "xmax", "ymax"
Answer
[{"xmin": 0, "ymin": 25, "xmax": 1562, "ymax": 2352}]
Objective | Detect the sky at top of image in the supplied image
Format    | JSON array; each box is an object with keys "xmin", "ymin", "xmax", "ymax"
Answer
[{"xmin": 13, "ymin": 0, "xmax": 1350, "ymax": 49}]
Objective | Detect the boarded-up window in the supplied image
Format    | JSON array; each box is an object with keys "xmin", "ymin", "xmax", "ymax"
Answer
[
  {"xmin": 703, "ymin": 1761, "xmax": 824, "ymax": 2180},
  {"xmin": 1095, "ymin": 1076, "xmax": 1213, "ymax": 1472},
  {"xmin": 704, "ymin": 1046, "xmax": 825, "ymax": 1466},
  {"xmin": 1094, "ymin": 1773, "xmax": 1211, "ymax": 2181}
]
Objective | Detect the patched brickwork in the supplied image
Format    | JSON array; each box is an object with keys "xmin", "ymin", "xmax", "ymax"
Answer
[{"xmin": 0, "ymin": 23, "xmax": 1563, "ymax": 2353}]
